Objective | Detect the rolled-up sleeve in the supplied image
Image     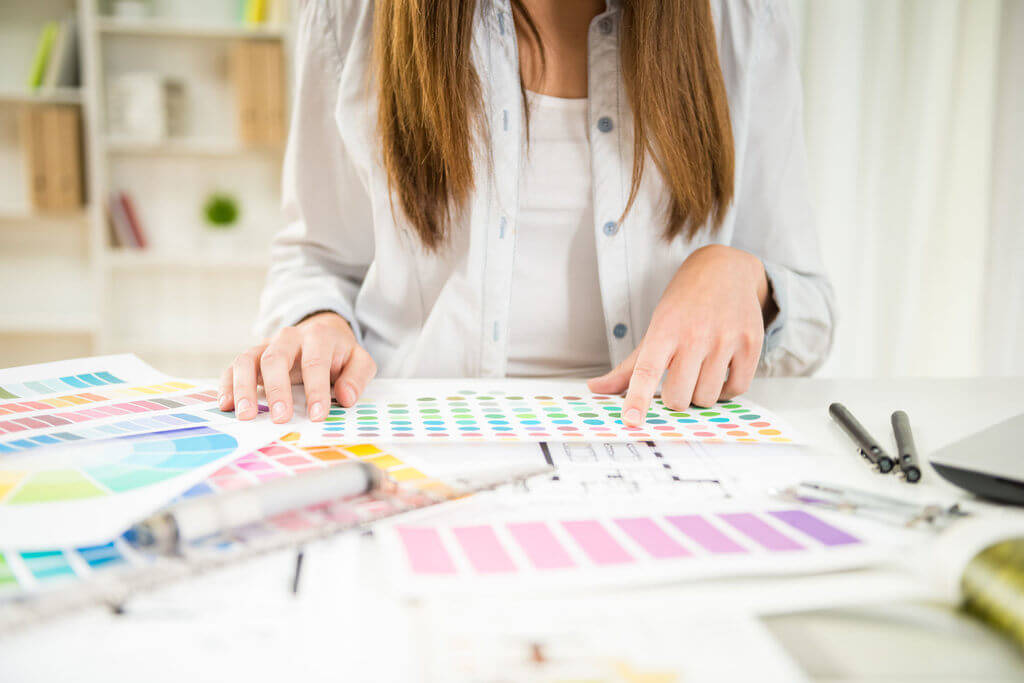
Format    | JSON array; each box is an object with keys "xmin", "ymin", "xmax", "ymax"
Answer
[
  {"xmin": 255, "ymin": 0, "xmax": 374, "ymax": 343},
  {"xmin": 730, "ymin": 0, "xmax": 836, "ymax": 376}
]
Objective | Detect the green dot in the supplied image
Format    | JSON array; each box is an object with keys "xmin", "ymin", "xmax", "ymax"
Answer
[
  {"xmin": 577, "ymin": 412, "xmax": 599, "ymax": 418},
  {"xmin": 476, "ymin": 396, "xmax": 494, "ymax": 401},
  {"xmin": 608, "ymin": 411, "xmax": 621, "ymax": 418},
  {"xmin": 451, "ymin": 407, "xmax": 471, "ymax": 414},
  {"xmin": 669, "ymin": 412, "xmax": 690, "ymax": 418},
  {"xmin": 722, "ymin": 403, "xmax": 741, "ymax": 409},
  {"xmin": 700, "ymin": 411, "xmax": 720, "ymax": 417},
  {"xmin": 389, "ymin": 409, "xmax": 408, "ymax": 414},
  {"xmin": 388, "ymin": 403, "xmax": 407, "ymax": 408},
  {"xmin": 420, "ymin": 408, "xmax": 441, "ymax": 414},
  {"xmin": 417, "ymin": 397, "xmax": 436, "ymax": 402},
  {"xmin": 548, "ymin": 413, "xmax": 568, "ymax": 418}
]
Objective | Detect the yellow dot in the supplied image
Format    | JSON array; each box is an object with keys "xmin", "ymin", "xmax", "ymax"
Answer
[
  {"xmin": 770, "ymin": 437, "xmax": 792, "ymax": 443},
  {"xmin": 758, "ymin": 429, "xmax": 781, "ymax": 436}
]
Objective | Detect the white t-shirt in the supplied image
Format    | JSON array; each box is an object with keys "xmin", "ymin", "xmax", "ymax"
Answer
[{"xmin": 506, "ymin": 91, "xmax": 612, "ymax": 378}]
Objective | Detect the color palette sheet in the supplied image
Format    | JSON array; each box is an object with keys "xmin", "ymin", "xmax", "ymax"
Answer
[
  {"xmin": 0, "ymin": 354, "xmax": 266, "ymax": 452},
  {"xmin": 386, "ymin": 503, "xmax": 901, "ymax": 593},
  {"xmin": 317, "ymin": 379, "xmax": 799, "ymax": 444},
  {"xmin": 0, "ymin": 421, "xmax": 282, "ymax": 549},
  {"xmin": 0, "ymin": 436, "xmax": 449, "ymax": 598}
]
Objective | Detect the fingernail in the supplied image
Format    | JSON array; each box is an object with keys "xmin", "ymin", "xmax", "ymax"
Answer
[
  {"xmin": 236, "ymin": 398, "xmax": 252, "ymax": 416},
  {"xmin": 218, "ymin": 393, "xmax": 228, "ymax": 409},
  {"xmin": 624, "ymin": 408, "xmax": 643, "ymax": 425},
  {"xmin": 309, "ymin": 402, "xmax": 324, "ymax": 421},
  {"xmin": 341, "ymin": 383, "xmax": 356, "ymax": 406},
  {"xmin": 271, "ymin": 402, "xmax": 287, "ymax": 420}
]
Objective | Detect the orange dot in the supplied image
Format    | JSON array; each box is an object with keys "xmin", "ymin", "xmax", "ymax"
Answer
[
  {"xmin": 727, "ymin": 431, "xmax": 748, "ymax": 437},
  {"xmin": 771, "ymin": 437, "xmax": 792, "ymax": 443},
  {"xmin": 758, "ymin": 429, "xmax": 782, "ymax": 436}
]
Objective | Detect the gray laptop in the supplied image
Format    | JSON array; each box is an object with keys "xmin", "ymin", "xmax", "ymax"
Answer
[{"xmin": 930, "ymin": 414, "xmax": 1024, "ymax": 505}]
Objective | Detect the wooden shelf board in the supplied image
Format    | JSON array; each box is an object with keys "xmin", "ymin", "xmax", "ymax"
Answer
[
  {"xmin": 96, "ymin": 18, "xmax": 286, "ymax": 40},
  {"xmin": 0, "ymin": 88, "xmax": 83, "ymax": 106},
  {"xmin": 105, "ymin": 137, "xmax": 283, "ymax": 157},
  {"xmin": 0, "ymin": 314, "xmax": 97, "ymax": 335},
  {"xmin": 107, "ymin": 250, "xmax": 269, "ymax": 269}
]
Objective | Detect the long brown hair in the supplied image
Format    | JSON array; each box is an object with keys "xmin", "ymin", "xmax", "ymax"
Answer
[{"xmin": 373, "ymin": 0, "xmax": 734, "ymax": 251}]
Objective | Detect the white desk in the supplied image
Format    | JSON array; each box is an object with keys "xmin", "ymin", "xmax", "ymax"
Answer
[{"xmin": 2, "ymin": 378, "xmax": 1023, "ymax": 682}]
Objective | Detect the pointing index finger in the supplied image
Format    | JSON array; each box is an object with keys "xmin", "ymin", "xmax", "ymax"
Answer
[{"xmin": 621, "ymin": 341, "xmax": 672, "ymax": 427}]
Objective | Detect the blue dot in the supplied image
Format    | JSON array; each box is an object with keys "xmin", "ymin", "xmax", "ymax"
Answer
[
  {"xmin": 426, "ymin": 426, "xmax": 446, "ymax": 431},
  {"xmin": 710, "ymin": 417, "xmax": 729, "ymax": 423},
  {"xmin": 391, "ymin": 420, "xmax": 411, "ymax": 425},
  {"xmin": 492, "ymin": 426, "xmax": 513, "ymax": 432},
  {"xmin": 646, "ymin": 418, "xmax": 667, "ymax": 424},
  {"xmin": 488, "ymin": 419, "xmax": 509, "ymax": 425},
  {"xmin": 424, "ymin": 420, "xmax": 444, "ymax": 425},
  {"xmin": 584, "ymin": 419, "xmax": 604, "ymax": 425},
  {"xmin": 613, "ymin": 323, "xmax": 628, "ymax": 339},
  {"xmin": 740, "ymin": 414, "xmax": 760, "ymax": 420},
  {"xmin": 520, "ymin": 419, "xmax": 540, "ymax": 425},
  {"xmin": 552, "ymin": 419, "xmax": 572, "ymax": 425},
  {"xmin": 678, "ymin": 418, "xmax": 698, "ymax": 424}
]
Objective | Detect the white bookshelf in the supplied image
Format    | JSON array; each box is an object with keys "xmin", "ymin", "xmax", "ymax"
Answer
[{"xmin": 0, "ymin": 0, "xmax": 291, "ymax": 376}]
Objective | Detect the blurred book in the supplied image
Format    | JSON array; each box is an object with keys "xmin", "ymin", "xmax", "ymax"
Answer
[
  {"xmin": 26, "ymin": 22, "xmax": 58, "ymax": 91},
  {"xmin": 107, "ymin": 73, "xmax": 185, "ymax": 142},
  {"xmin": 108, "ymin": 191, "xmax": 148, "ymax": 249},
  {"xmin": 43, "ymin": 17, "xmax": 79, "ymax": 90},
  {"xmin": 242, "ymin": 0, "xmax": 287, "ymax": 26},
  {"xmin": 231, "ymin": 40, "xmax": 285, "ymax": 146},
  {"xmin": 20, "ymin": 105, "xmax": 83, "ymax": 212}
]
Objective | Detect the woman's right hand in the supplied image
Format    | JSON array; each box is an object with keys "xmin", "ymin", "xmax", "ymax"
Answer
[{"xmin": 219, "ymin": 312, "xmax": 377, "ymax": 424}]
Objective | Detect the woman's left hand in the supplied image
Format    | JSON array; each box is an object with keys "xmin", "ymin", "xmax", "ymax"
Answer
[{"xmin": 588, "ymin": 244, "xmax": 774, "ymax": 426}]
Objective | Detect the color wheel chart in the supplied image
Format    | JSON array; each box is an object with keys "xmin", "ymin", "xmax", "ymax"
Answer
[
  {"xmin": 0, "ymin": 354, "xmax": 261, "ymax": 452},
  {"xmin": 390, "ymin": 507, "xmax": 873, "ymax": 589},
  {"xmin": 0, "ymin": 427, "xmax": 239, "ymax": 506},
  {"xmin": 0, "ymin": 436, "xmax": 444, "ymax": 597},
  {"xmin": 320, "ymin": 380, "xmax": 798, "ymax": 444}
]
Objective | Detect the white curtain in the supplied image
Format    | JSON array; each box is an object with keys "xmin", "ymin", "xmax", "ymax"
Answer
[{"xmin": 788, "ymin": 0, "xmax": 1023, "ymax": 377}]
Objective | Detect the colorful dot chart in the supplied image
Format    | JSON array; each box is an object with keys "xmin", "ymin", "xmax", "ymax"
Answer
[
  {"xmin": 386, "ymin": 505, "xmax": 887, "ymax": 591},
  {"xmin": 319, "ymin": 379, "xmax": 800, "ymax": 445}
]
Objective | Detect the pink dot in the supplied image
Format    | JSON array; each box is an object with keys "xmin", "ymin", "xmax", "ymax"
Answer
[
  {"xmin": 716, "ymin": 423, "xmax": 739, "ymax": 429},
  {"xmin": 750, "ymin": 421, "xmax": 770, "ymax": 427},
  {"xmin": 558, "ymin": 426, "xmax": 579, "ymax": 431},
  {"xmin": 653, "ymin": 425, "xmax": 673, "ymax": 430},
  {"xmin": 694, "ymin": 431, "xmax": 715, "ymax": 437}
]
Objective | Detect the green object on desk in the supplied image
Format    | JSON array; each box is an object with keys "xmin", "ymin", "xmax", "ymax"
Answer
[
  {"xmin": 962, "ymin": 538, "xmax": 1024, "ymax": 651},
  {"xmin": 203, "ymin": 193, "xmax": 240, "ymax": 228}
]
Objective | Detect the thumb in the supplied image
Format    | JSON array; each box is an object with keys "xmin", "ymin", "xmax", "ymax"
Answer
[{"xmin": 587, "ymin": 347, "xmax": 638, "ymax": 395}]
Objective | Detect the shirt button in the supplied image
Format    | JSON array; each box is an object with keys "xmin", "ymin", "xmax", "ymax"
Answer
[
  {"xmin": 598, "ymin": 17, "xmax": 613, "ymax": 34},
  {"xmin": 613, "ymin": 323, "xmax": 628, "ymax": 339},
  {"xmin": 602, "ymin": 221, "xmax": 619, "ymax": 236},
  {"xmin": 597, "ymin": 116, "xmax": 614, "ymax": 133}
]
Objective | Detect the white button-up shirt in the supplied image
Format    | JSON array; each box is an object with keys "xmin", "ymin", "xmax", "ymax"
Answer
[{"xmin": 257, "ymin": 0, "xmax": 835, "ymax": 378}]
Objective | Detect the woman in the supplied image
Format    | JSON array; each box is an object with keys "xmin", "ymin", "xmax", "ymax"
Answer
[{"xmin": 221, "ymin": 0, "xmax": 835, "ymax": 428}]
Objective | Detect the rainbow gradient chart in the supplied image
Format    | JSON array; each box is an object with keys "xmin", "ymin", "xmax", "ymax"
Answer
[
  {"xmin": 0, "ymin": 354, "xmax": 265, "ymax": 452},
  {"xmin": 386, "ymin": 505, "xmax": 895, "ymax": 592},
  {"xmin": 319, "ymin": 379, "xmax": 799, "ymax": 444}
]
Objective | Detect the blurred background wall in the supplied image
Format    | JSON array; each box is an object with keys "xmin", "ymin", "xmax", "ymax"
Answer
[{"xmin": 0, "ymin": 0, "xmax": 1021, "ymax": 379}]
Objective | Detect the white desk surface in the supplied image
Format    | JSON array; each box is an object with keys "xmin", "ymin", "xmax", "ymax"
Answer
[{"xmin": 2, "ymin": 377, "xmax": 1023, "ymax": 682}]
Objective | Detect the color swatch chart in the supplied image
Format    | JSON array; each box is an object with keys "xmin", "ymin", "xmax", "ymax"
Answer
[
  {"xmin": 320, "ymin": 379, "xmax": 798, "ymax": 444},
  {"xmin": 392, "ymin": 508, "xmax": 864, "ymax": 587},
  {"xmin": 0, "ymin": 354, "xmax": 256, "ymax": 453},
  {"xmin": 0, "ymin": 437, "xmax": 446, "ymax": 597}
]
